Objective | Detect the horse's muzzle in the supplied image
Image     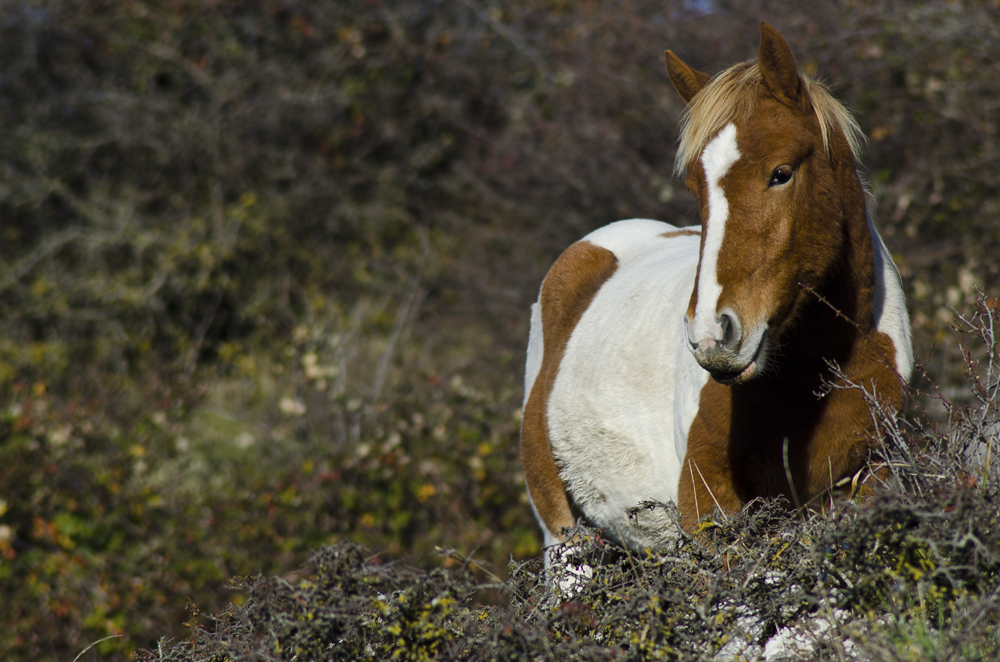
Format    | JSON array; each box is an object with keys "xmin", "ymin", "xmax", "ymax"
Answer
[{"xmin": 686, "ymin": 316, "xmax": 768, "ymax": 385}]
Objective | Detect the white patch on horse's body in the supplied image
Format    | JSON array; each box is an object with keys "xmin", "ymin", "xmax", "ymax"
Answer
[
  {"xmin": 524, "ymin": 219, "xmax": 709, "ymax": 551},
  {"xmin": 868, "ymin": 214, "xmax": 913, "ymax": 380},
  {"xmin": 524, "ymin": 301, "xmax": 544, "ymax": 410},
  {"xmin": 690, "ymin": 123, "xmax": 741, "ymax": 346}
]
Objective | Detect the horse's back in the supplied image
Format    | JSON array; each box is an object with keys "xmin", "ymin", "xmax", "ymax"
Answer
[{"xmin": 525, "ymin": 219, "xmax": 708, "ymax": 549}]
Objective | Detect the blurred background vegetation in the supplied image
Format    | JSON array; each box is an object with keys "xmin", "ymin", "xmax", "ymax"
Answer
[{"xmin": 0, "ymin": 0, "xmax": 997, "ymax": 659}]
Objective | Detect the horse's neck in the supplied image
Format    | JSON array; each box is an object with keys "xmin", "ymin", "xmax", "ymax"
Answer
[{"xmin": 783, "ymin": 178, "xmax": 879, "ymax": 385}]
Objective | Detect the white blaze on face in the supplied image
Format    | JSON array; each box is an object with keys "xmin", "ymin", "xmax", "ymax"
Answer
[{"xmin": 691, "ymin": 123, "xmax": 741, "ymax": 345}]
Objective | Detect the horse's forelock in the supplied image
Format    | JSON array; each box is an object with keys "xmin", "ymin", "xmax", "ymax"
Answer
[{"xmin": 674, "ymin": 62, "xmax": 865, "ymax": 177}]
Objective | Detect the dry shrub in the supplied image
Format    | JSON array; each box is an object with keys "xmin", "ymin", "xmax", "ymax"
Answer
[{"xmin": 145, "ymin": 295, "xmax": 1000, "ymax": 660}]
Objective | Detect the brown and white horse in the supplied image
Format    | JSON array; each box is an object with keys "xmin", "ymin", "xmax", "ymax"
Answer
[{"xmin": 520, "ymin": 23, "xmax": 912, "ymax": 576}]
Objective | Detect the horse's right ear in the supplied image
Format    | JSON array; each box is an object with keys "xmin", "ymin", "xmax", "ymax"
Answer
[
  {"xmin": 758, "ymin": 22, "xmax": 803, "ymax": 108},
  {"xmin": 665, "ymin": 50, "xmax": 711, "ymax": 104}
]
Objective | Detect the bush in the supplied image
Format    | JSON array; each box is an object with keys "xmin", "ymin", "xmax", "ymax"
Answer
[{"xmin": 144, "ymin": 295, "xmax": 1000, "ymax": 661}]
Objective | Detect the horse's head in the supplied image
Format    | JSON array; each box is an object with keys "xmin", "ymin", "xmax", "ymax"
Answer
[{"xmin": 665, "ymin": 23, "xmax": 866, "ymax": 385}]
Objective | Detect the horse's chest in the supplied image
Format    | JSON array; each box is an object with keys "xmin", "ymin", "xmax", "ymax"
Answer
[{"xmin": 696, "ymin": 380, "xmax": 878, "ymax": 502}]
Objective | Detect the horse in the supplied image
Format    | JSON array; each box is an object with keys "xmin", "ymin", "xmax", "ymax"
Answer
[{"xmin": 520, "ymin": 23, "xmax": 913, "ymax": 578}]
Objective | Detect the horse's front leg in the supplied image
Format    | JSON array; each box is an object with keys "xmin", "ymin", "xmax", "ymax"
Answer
[{"xmin": 677, "ymin": 414, "xmax": 742, "ymax": 532}]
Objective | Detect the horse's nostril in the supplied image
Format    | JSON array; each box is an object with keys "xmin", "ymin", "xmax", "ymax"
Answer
[{"xmin": 718, "ymin": 311, "xmax": 740, "ymax": 349}]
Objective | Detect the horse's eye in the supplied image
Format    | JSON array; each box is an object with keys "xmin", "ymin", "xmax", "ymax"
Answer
[{"xmin": 769, "ymin": 165, "xmax": 793, "ymax": 187}]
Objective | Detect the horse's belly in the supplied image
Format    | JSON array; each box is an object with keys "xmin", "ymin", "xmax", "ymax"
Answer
[{"xmin": 546, "ymin": 232, "xmax": 707, "ymax": 550}]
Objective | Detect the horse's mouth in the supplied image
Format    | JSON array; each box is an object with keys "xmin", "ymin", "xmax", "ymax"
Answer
[
  {"xmin": 706, "ymin": 328, "xmax": 768, "ymax": 385},
  {"xmin": 710, "ymin": 360, "xmax": 757, "ymax": 385}
]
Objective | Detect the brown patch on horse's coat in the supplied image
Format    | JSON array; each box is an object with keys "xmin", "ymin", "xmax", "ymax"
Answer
[
  {"xmin": 660, "ymin": 229, "xmax": 700, "ymax": 239},
  {"xmin": 521, "ymin": 240, "xmax": 618, "ymax": 541}
]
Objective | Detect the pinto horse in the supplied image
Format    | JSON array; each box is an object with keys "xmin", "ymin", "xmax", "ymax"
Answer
[{"xmin": 520, "ymin": 23, "xmax": 913, "ymax": 569}]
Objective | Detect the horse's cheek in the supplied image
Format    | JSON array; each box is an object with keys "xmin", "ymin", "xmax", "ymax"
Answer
[{"xmin": 803, "ymin": 176, "xmax": 845, "ymax": 259}]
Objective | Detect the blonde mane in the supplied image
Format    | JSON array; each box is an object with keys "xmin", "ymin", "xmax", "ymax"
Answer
[{"xmin": 674, "ymin": 62, "xmax": 865, "ymax": 176}]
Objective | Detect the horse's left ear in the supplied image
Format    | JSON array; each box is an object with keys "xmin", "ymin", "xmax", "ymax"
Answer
[
  {"xmin": 665, "ymin": 50, "xmax": 712, "ymax": 104},
  {"xmin": 758, "ymin": 23, "xmax": 806, "ymax": 109}
]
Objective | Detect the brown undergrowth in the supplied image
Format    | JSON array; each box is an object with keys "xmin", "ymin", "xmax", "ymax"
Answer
[{"xmin": 143, "ymin": 295, "xmax": 1000, "ymax": 660}]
